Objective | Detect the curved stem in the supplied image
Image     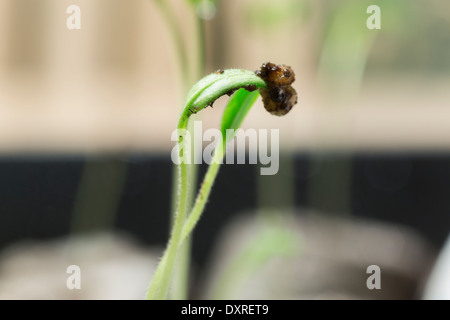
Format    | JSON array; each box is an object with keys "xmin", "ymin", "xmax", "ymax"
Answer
[
  {"xmin": 146, "ymin": 118, "xmax": 190, "ymax": 300},
  {"xmin": 172, "ymin": 9, "xmax": 207, "ymax": 300}
]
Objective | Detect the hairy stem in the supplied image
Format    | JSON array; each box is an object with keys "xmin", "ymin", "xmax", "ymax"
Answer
[
  {"xmin": 148, "ymin": 140, "xmax": 224, "ymax": 299},
  {"xmin": 146, "ymin": 117, "xmax": 190, "ymax": 300},
  {"xmin": 146, "ymin": 249, "xmax": 167, "ymax": 299},
  {"xmin": 171, "ymin": 237, "xmax": 191, "ymax": 299},
  {"xmin": 172, "ymin": 8, "xmax": 207, "ymax": 299},
  {"xmin": 147, "ymin": 114, "xmax": 224, "ymax": 300},
  {"xmin": 181, "ymin": 142, "xmax": 224, "ymax": 243}
]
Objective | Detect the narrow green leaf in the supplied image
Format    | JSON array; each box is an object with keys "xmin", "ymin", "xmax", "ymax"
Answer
[{"xmin": 220, "ymin": 88, "xmax": 260, "ymax": 140}]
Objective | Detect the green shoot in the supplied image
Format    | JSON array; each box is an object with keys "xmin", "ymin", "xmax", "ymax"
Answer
[{"xmin": 146, "ymin": 63, "xmax": 296, "ymax": 300}]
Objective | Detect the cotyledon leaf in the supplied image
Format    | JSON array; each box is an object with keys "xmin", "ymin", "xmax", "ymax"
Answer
[
  {"xmin": 179, "ymin": 69, "xmax": 266, "ymax": 127},
  {"xmin": 220, "ymin": 88, "xmax": 260, "ymax": 142}
]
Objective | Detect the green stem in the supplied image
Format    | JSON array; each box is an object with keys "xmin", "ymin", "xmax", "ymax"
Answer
[
  {"xmin": 171, "ymin": 238, "xmax": 191, "ymax": 299},
  {"xmin": 181, "ymin": 142, "xmax": 224, "ymax": 244},
  {"xmin": 154, "ymin": 0, "xmax": 201, "ymax": 299},
  {"xmin": 157, "ymin": 162, "xmax": 188, "ymax": 299},
  {"xmin": 172, "ymin": 9, "xmax": 207, "ymax": 300},
  {"xmin": 146, "ymin": 118, "xmax": 190, "ymax": 300},
  {"xmin": 146, "ymin": 135, "xmax": 224, "ymax": 300},
  {"xmin": 171, "ymin": 123, "xmax": 197, "ymax": 300},
  {"xmin": 145, "ymin": 250, "xmax": 167, "ymax": 299}
]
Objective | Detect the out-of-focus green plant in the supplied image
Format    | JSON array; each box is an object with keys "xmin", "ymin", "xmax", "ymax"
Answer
[
  {"xmin": 310, "ymin": 1, "xmax": 415, "ymax": 216},
  {"xmin": 244, "ymin": 0, "xmax": 310, "ymax": 32},
  {"xmin": 318, "ymin": 0, "xmax": 413, "ymax": 96},
  {"xmin": 210, "ymin": 221, "xmax": 300, "ymax": 299}
]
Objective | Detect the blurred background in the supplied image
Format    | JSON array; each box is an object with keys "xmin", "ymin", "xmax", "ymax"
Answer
[{"xmin": 0, "ymin": 0, "xmax": 449, "ymax": 299}]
